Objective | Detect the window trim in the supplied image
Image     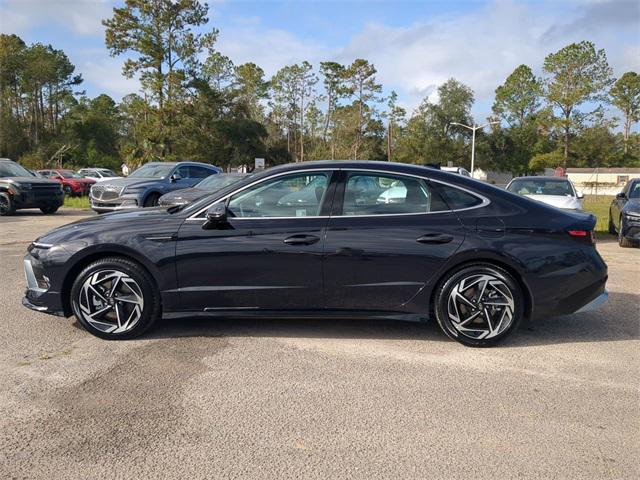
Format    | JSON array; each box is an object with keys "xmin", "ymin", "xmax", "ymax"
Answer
[{"xmin": 186, "ymin": 167, "xmax": 489, "ymax": 222}]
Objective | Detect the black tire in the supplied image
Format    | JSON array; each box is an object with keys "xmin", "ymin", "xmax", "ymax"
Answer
[
  {"xmin": 0, "ymin": 192, "xmax": 16, "ymax": 216},
  {"xmin": 40, "ymin": 205, "xmax": 59, "ymax": 214},
  {"xmin": 63, "ymin": 185, "xmax": 73, "ymax": 195},
  {"xmin": 618, "ymin": 217, "xmax": 634, "ymax": 248},
  {"xmin": 608, "ymin": 213, "xmax": 616, "ymax": 235},
  {"xmin": 433, "ymin": 263, "xmax": 524, "ymax": 347},
  {"xmin": 143, "ymin": 193, "xmax": 160, "ymax": 208},
  {"xmin": 70, "ymin": 257, "xmax": 161, "ymax": 340}
]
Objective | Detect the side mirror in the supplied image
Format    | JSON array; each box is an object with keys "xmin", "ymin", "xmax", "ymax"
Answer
[
  {"xmin": 202, "ymin": 203, "xmax": 228, "ymax": 229},
  {"xmin": 616, "ymin": 192, "xmax": 626, "ymax": 199},
  {"xmin": 577, "ymin": 191, "xmax": 584, "ymax": 199},
  {"xmin": 170, "ymin": 172, "xmax": 182, "ymax": 182}
]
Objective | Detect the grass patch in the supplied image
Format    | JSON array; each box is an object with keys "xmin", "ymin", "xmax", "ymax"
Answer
[
  {"xmin": 582, "ymin": 195, "xmax": 613, "ymax": 234},
  {"xmin": 63, "ymin": 195, "xmax": 90, "ymax": 209}
]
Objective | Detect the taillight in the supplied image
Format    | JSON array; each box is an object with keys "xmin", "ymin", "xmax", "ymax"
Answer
[{"xmin": 568, "ymin": 230, "xmax": 596, "ymax": 245}]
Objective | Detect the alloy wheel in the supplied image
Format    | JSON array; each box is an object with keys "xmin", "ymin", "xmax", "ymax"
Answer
[
  {"xmin": 446, "ymin": 272, "xmax": 515, "ymax": 340},
  {"xmin": 75, "ymin": 269, "xmax": 144, "ymax": 334}
]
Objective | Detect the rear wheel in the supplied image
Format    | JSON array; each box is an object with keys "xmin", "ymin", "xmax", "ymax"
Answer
[
  {"xmin": 608, "ymin": 214, "xmax": 616, "ymax": 235},
  {"xmin": 434, "ymin": 263, "xmax": 524, "ymax": 347},
  {"xmin": 0, "ymin": 192, "xmax": 15, "ymax": 216},
  {"xmin": 143, "ymin": 193, "xmax": 160, "ymax": 207},
  {"xmin": 70, "ymin": 257, "xmax": 161, "ymax": 339}
]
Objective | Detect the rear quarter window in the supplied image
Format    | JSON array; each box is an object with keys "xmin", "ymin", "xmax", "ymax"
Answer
[{"xmin": 437, "ymin": 184, "xmax": 483, "ymax": 210}]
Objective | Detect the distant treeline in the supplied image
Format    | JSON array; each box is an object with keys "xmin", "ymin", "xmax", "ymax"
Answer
[{"xmin": 0, "ymin": 0, "xmax": 638, "ymax": 174}]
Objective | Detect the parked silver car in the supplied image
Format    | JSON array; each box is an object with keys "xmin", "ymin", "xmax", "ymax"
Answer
[{"xmin": 506, "ymin": 176, "xmax": 584, "ymax": 210}]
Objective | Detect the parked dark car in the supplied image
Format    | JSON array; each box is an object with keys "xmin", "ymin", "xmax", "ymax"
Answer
[
  {"xmin": 23, "ymin": 161, "xmax": 608, "ymax": 347},
  {"xmin": 0, "ymin": 159, "xmax": 64, "ymax": 216},
  {"xmin": 89, "ymin": 161, "xmax": 221, "ymax": 213},
  {"xmin": 608, "ymin": 178, "xmax": 640, "ymax": 247},
  {"xmin": 37, "ymin": 169, "xmax": 95, "ymax": 196},
  {"xmin": 158, "ymin": 173, "xmax": 247, "ymax": 207}
]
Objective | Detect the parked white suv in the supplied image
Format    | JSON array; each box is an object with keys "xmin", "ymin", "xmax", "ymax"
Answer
[{"xmin": 77, "ymin": 168, "xmax": 120, "ymax": 183}]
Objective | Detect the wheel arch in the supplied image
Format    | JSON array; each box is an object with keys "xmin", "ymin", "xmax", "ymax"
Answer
[
  {"xmin": 429, "ymin": 253, "xmax": 534, "ymax": 322},
  {"xmin": 60, "ymin": 246, "xmax": 160, "ymax": 316}
]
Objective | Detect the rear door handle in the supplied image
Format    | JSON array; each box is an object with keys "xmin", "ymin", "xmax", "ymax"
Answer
[
  {"xmin": 416, "ymin": 233, "xmax": 454, "ymax": 244},
  {"xmin": 283, "ymin": 234, "xmax": 320, "ymax": 246}
]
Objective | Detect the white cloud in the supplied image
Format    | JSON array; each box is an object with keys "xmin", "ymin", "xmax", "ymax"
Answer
[
  {"xmin": 0, "ymin": 0, "xmax": 111, "ymax": 36},
  {"xmin": 216, "ymin": 25, "xmax": 331, "ymax": 76},
  {"xmin": 80, "ymin": 56, "xmax": 141, "ymax": 97}
]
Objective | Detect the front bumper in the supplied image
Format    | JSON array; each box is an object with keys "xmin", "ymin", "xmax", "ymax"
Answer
[
  {"xmin": 90, "ymin": 195, "xmax": 140, "ymax": 212},
  {"xmin": 621, "ymin": 216, "xmax": 640, "ymax": 242},
  {"xmin": 22, "ymin": 256, "xmax": 66, "ymax": 316},
  {"xmin": 13, "ymin": 189, "xmax": 64, "ymax": 209}
]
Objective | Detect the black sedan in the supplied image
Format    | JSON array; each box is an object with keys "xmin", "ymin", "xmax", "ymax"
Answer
[
  {"xmin": 608, "ymin": 178, "xmax": 640, "ymax": 248},
  {"xmin": 22, "ymin": 161, "xmax": 608, "ymax": 347},
  {"xmin": 158, "ymin": 172, "xmax": 247, "ymax": 207}
]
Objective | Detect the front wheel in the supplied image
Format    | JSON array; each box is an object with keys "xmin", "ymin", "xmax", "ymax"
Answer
[
  {"xmin": 433, "ymin": 263, "xmax": 524, "ymax": 347},
  {"xmin": 0, "ymin": 192, "xmax": 16, "ymax": 216},
  {"xmin": 618, "ymin": 217, "xmax": 634, "ymax": 248},
  {"xmin": 143, "ymin": 193, "xmax": 160, "ymax": 207},
  {"xmin": 40, "ymin": 205, "xmax": 59, "ymax": 214},
  {"xmin": 70, "ymin": 257, "xmax": 161, "ymax": 339}
]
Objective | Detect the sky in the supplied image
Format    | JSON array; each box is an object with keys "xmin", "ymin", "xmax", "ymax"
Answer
[{"xmin": 1, "ymin": 0, "xmax": 639, "ymax": 121}]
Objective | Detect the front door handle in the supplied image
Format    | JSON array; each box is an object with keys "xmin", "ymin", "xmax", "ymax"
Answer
[
  {"xmin": 416, "ymin": 233, "xmax": 454, "ymax": 244},
  {"xmin": 283, "ymin": 234, "xmax": 320, "ymax": 246}
]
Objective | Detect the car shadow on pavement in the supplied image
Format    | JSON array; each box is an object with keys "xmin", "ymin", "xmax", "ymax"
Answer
[{"xmin": 137, "ymin": 291, "xmax": 638, "ymax": 347}]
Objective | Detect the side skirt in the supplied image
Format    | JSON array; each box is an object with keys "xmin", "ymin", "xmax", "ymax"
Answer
[{"xmin": 162, "ymin": 309, "xmax": 429, "ymax": 323}]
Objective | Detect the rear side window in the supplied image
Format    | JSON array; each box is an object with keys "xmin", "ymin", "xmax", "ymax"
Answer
[
  {"xmin": 341, "ymin": 172, "xmax": 449, "ymax": 216},
  {"xmin": 437, "ymin": 184, "xmax": 483, "ymax": 210}
]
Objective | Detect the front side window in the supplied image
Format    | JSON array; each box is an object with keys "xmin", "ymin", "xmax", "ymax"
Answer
[
  {"xmin": 628, "ymin": 180, "xmax": 640, "ymax": 199},
  {"xmin": 341, "ymin": 172, "xmax": 448, "ymax": 216},
  {"xmin": 189, "ymin": 166, "xmax": 213, "ymax": 179},
  {"xmin": 228, "ymin": 172, "xmax": 329, "ymax": 218}
]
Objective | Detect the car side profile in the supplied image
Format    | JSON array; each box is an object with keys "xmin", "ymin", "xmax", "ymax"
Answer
[
  {"xmin": 89, "ymin": 161, "xmax": 221, "ymax": 213},
  {"xmin": 23, "ymin": 161, "xmax": 608, "ymax": 347},
  {"xmin": 608, "ymin": 178, "xmax": 640, "ymax": 248}
]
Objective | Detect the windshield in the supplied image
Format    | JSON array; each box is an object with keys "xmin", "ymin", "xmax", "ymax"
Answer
[
  {"xmin": 98, "ymin": 169, "xmax": 117, "ymax": 177},
  {"xmin": 507, "ymin": 179, "xmax": 574, "ymax": 196},
  {"xmin": 197, "ymin": 174, "xmax": 244, "ymax": 189},
  {"xmin": 128, "ymin": 164, "xmax": 175, "ymax": 178},
  {"xmin": 60, "ymin": 171, "xmax": 82, "ymax": 179},
  {"xmin": 0, "ymin": 162, "xmax": 35, "ymax": 178}
]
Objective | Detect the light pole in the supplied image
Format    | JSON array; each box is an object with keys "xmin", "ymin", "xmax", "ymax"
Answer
[{"xmin": 449, "ymin": 121, "xmax": 499, "ymax": 177}]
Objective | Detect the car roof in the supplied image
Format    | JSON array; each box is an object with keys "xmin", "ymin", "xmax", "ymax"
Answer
[
  {"xmin": 144, "ymin": 161, "xmax": 217, "ymax": 167},
  {"xmin": 510, "ymin": 176, "xmax": 570, "ymax": 181}
]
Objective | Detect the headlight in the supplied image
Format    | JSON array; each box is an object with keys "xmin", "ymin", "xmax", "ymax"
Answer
[{"xmin": 624, "ymin": 211, "xmax": 640, "ymax": 221}]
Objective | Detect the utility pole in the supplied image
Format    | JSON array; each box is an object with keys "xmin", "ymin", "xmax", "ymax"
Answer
[{"xmin": 449, "ymin": 121, "xmax": 499, "ymax": 177}]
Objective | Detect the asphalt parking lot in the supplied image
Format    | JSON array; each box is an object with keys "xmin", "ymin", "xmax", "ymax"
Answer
[{"xmin": 1, "ymin": 209, "xmax": 638, "ymax": 479}]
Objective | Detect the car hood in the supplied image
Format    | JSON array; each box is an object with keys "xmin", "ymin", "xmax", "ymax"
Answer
[
  {"xmin": 622, "ymin": 199, "xmax": 640, "ymax": 214},
  {"xmin": 2, "ymin": 176, "xmax": 61, "ymax": 186},
  {"xmin": 96, "ymin": 177, "xmax": 164, "ymax": 189},
  {"xmin": 522, "ymin": 194, "xmax": 583, "ymax": 210},
  {"xmin": 35, "ymin": 208, "xmax": 178, "ymax": 246}
]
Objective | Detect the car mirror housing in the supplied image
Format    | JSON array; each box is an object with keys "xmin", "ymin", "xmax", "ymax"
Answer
[
  {"xmin": 616, "ymin": 192, "xmax": 626, "ymax": 199},
  {"xmin": 170, "ymin": 173, "xmax": 181, "ymax": 182},
  {"xmin": 203, "ymin": 203, "xmax": 228, "ymax": 229},
  {"xmin": 577, "ymin": 191, "xmax": 584, "ymax": 199}
]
